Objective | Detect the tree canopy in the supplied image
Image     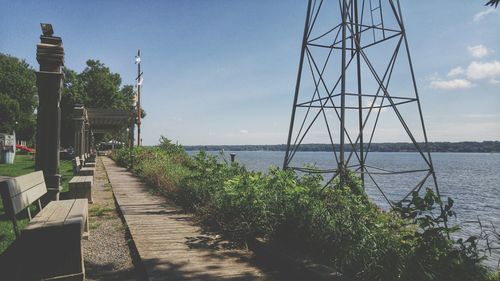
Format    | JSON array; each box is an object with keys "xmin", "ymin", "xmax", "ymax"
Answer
[
  {"xmin": 60, "ymin": 59, "xmax": 144, "ymax": 147},
  {"xmin": 0, "ymin": 53, "xmax": 37, "ymax": 142}
]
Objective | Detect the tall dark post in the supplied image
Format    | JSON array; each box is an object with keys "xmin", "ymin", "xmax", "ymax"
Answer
[
  {"xmin": 135, "ymin": 50, "xmax": 142, "ymax": 147},
  {"xmin": 354, "ymin": 0, "xmax": 365, "ymax": 185},
  {"xmin": 73, "ymin": 105, "xmax": 85, "ymax": 158},
  {"xmin": 130, "ymin": 92, "xmax": 136, "ymax": 148},
  {"xmin": 84, "ymin": 122, "xmax": 90, "ymax": 154},
  {"xmin": 90, "ymin": 131, "xmax": 95, "ymax": 156},
  {"xmin": 35, "ymin": 23, "xmax": 64, "ymax": 201},
  {"xmin": 283, "ymin": 0, "xmax": 312, "ymax": 169}
]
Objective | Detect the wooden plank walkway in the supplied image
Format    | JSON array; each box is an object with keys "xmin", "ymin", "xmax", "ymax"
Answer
[{"xmin": 101, "ymin": 157, "xmax": 279, "ymax": 281}]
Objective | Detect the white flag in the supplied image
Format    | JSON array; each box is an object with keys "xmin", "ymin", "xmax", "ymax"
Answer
[{"xmin": 132, "ymin": 94, "xmax": 137, "ymax": 106}]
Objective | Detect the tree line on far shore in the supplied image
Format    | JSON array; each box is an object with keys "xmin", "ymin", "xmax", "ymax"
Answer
[{"xmin": 184, "ymin": 141, "xmax": 500, "ymax": 153}]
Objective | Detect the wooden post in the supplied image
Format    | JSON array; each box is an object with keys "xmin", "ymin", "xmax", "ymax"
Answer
[
  {"xmin": 35, "ymin": 23, "xmax": 64, "ymax": 202},
  {"xmin": 73, "ymin": 105, "xmax": 85, "ymax": 159},
  {"xmin": 84, "ymin": 122, "xmax": 90, "ymax": 155},
  {"xmin": 230, "ymin": 153, "xmax": 236, "ymax": 163}
]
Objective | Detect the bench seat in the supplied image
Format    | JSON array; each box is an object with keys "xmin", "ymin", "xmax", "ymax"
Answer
[
  {"xmin": 24, "ymin": 198, "xmax": 89, "ymax": 235},
  {"xmin": 78, "ymin": 166, "xmax": 94, "ymax": 176},
  {"xmin": 69, "ymin": 176, "xmax": 94, "ymax": 203}
]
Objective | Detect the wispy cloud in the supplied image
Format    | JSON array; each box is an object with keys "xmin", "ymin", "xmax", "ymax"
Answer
[
  {"xmin": 434, "ymin": 45, "xmax": 500, "ymax": 88},
  {"xmin": 239, "ymin": 129, "xmax": 249, "ymax": 134},
  {"xmin": 447, "ymin": 67, "xmax": 465, "ymax": 77},
  {"xmin": 473, "ymin": 8, "xmax": 497, "ymax": 22},
  {"xmin": 430, "ymin": 79, "xmax": 473, "ymax": 90},
  {"xmin": 467, "ymin": 45, "xmax": 491, "ymax": 58},
  {"xmin": 466, "ymin": 60, "xmax": 500, "ymax": 83}
]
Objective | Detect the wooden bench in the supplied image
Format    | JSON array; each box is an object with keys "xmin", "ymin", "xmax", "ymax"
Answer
[
  {"xmin": 83, "ymin": 153, "xmax": 96, "ymax": 168},
  {"xmin": 69, "ymin": 175, "xmax": 93, "ymax": 203},
  {"xmin": 78, "ymin": 167, "xmax": 94, "ymax": 176},
  {"xmin": 72, "ymin": 156, "xmax": 82, "ymax": 175},
  {"xmin": 0, "ymin": 171, "xmax": 88, "ymax": 280},
  {"xmin": 73, "ymin": 156, "xmax": 95, "ymax": 175}
]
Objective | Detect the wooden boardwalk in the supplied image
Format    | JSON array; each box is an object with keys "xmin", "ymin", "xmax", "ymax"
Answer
[{"xmin": 101, "ymin": 157, "xmax": 279, "ymax": 281}]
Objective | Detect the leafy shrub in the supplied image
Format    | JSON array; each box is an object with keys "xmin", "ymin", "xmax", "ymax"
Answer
[{"xmin": 111, "ymin": 144, "xmax": 499, "ymax": 281}]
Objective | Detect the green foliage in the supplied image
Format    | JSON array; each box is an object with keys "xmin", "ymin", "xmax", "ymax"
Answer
[
  {"xmin": 60, "ymin": 60, "xmax": 145, "ymax": 146},
  {"xmin": 1, "ymin": 53, "xmax": 145, "ymax": 147},
  {"xmin": 60, "ymin": 67, "xmax": 86, "ymax": 147},
  {"xmin": 158, "ymin": 136, "xmax": 188, "ymax": 162},
  {"xmin": 0, "ymin": 53, "xmax": 37, "ymax": 142},
  {"xmin": 79, "ymin": 60, "xmax": 122, "ymax": 109},
  {"xmin": 112, "ymin": 146, "xmax": 191, "ymax": 195},
  {"xmin": 389, "ymin": 189, "xmax": 493, "ymax": 281},
  {"xmin": 112, "ymin": 145, "xmax": 499, "ymax": 280}
]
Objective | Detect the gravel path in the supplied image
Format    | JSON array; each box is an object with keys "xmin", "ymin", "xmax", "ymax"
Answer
[{"xmin": 82, "ymin": 157, "xmax": 140, "ymax": 281}]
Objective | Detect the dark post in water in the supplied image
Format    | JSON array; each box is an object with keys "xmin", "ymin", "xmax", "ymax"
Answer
[{"xmin": 35, "ymin": 23, "xmax": 64, "ymax": 201}]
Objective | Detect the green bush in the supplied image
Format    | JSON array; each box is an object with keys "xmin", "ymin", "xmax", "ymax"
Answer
[{"xmin": 111, "ymin": 144, "xmax": 499, "ymax": 281}]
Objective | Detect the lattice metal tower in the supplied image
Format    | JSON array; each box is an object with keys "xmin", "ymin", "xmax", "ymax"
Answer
[{"xmin": 284, "ymin": 0, "xmax": 442, "ymax": 207}]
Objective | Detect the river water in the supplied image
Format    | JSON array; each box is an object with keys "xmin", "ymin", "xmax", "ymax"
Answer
[{"xmin": 189, "ymin": 151, "xmax": 500, "ymax": 267}]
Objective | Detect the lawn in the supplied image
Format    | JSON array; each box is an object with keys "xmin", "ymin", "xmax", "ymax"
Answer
[{"xmin": 0, "ymin": 154, "xmax": 74, "ymax": 254}]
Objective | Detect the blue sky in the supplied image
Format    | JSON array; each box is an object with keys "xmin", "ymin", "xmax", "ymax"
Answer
[{"xmin": 1, "ymin": 0, "xmax": 499, "ymax": 145}]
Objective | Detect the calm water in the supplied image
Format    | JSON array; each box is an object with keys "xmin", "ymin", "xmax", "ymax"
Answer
[{"xmin": 189, "ymin": 151, "xmax": 500, "ymax": 266}]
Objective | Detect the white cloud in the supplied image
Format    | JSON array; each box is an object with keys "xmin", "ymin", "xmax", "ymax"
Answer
[
  {"xmin": 447, "ymin": 67, "xmax": 465, "ymax": 77},
  {"xmin": 473, "ymin": 8, "xmax": 497, "ymax": 22},
  {"xmin": 466, "ymin": 60, "xmax": 500, "ymax": 82},
  {"xmin": 430, "ymin": 79, "xmax": 473, "ymax": 90},
  {"xmin": 239, "ymin": 129, "xmax": 248, "ymax": 134},
  {"xmin": 467, "ymin": 45, "xmax": 491, "ymax": 58}
]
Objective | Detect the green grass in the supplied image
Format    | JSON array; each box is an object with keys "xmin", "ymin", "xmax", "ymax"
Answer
[
  {"xmin": 89, "ymin": 205, "xmax": 114, "ymax": 217},
  {"xmin": 0, "ymin": 154, "xmax": 36, "ymax": 177},
  {"xmin": 0, "ymin": 154, "xmax": 74, "ymax": 254}
]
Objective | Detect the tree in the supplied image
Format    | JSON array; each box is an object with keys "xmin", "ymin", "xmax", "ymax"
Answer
[
  {"xmin": 60, "ymin": 67, "xmax": 86, "ymax": 147},
  {"xmin": 0, "ymin": 53, "xmax": 37, "ymax": 143},
  {"xmin": 120, "ymin": 85, "xmax": 146, "ymax": 118},
  {"xmin": 59, "ymin": 60, "xmax": 146, "ymax": 147},
  {"xmin": 79, "ymin": 60, "xmax": 123, "ymax": 109},
  {"xmin": 486, "ymin": 0, "xmax": 499, "ymax": 8}
]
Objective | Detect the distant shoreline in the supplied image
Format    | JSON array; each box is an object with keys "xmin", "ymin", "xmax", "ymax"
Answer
[{"xmin": 182, "ymin": 141, "xmax": 500, "ymax": 153}]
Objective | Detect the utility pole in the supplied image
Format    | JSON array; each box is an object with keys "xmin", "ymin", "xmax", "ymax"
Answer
[{"xmin": 135, "ymin": 50, "xmax": 143, "ymax": 147}]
